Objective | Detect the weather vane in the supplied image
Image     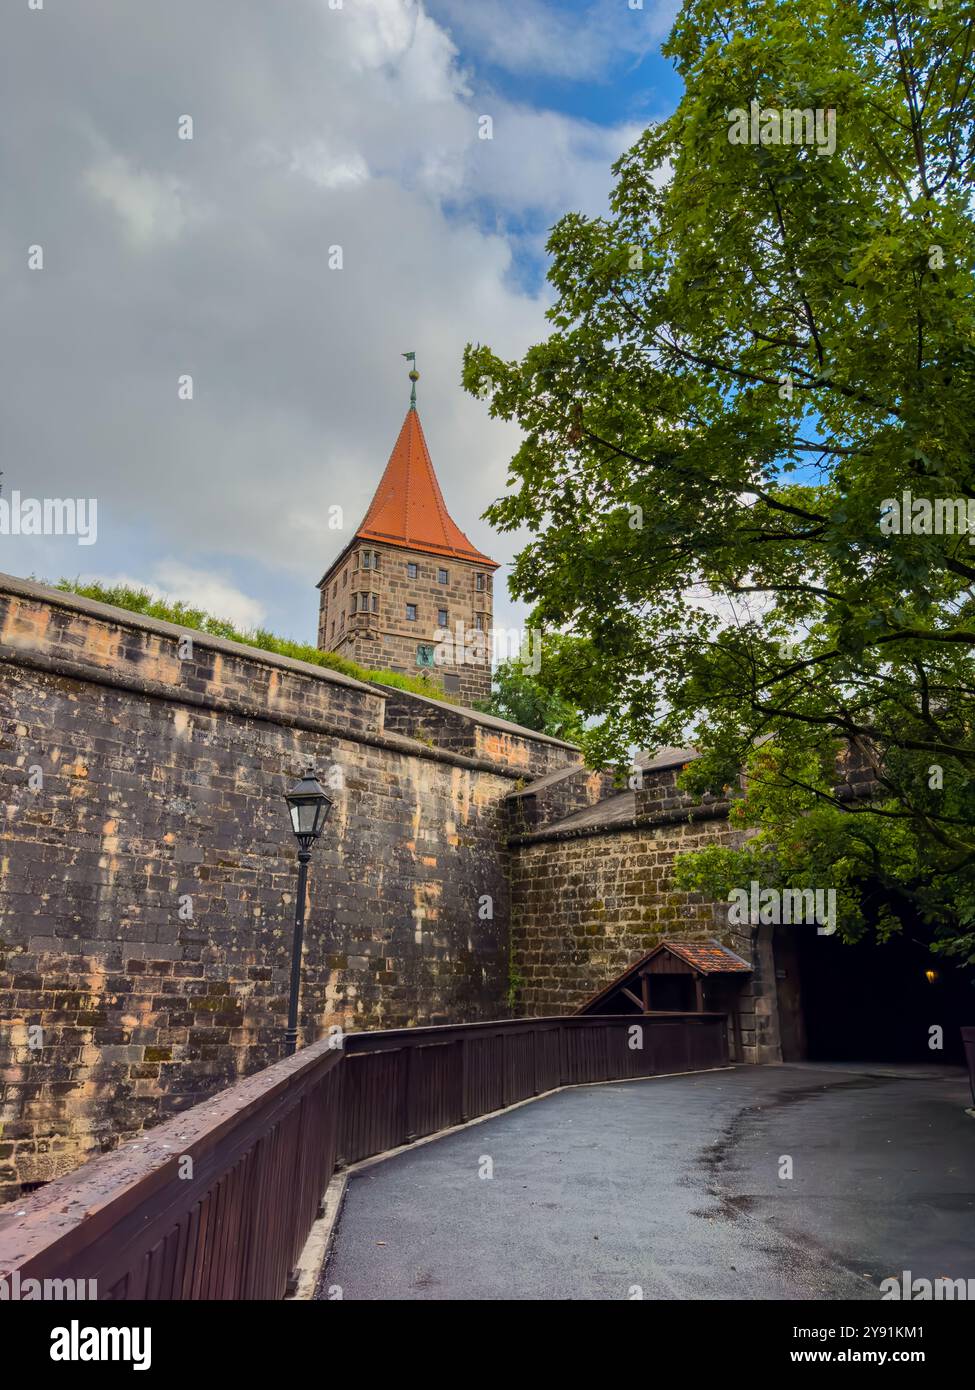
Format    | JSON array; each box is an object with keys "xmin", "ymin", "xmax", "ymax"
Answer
[{"xmin": 402, "ymin": 351, "xmax": 419, "ymax": 409}]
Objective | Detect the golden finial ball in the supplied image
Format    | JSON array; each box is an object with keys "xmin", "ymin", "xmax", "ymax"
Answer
[{"xmin": 409, "ymin": 370, "xmax": 419, "ymax": 382}]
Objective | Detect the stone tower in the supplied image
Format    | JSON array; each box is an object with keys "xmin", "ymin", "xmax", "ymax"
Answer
[{"xmin": 316, "ymin": 372, "xmax": 498, "ymax": 704}]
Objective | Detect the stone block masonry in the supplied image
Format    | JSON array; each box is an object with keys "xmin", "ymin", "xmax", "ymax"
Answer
[
  {"xmin": 0, "ymin": 574, "xmax": 579, "ymax": 1202},
  {"xmin": 508, "ymin": 761, "xmax": 781, "ymax": 1064},
  {"xmin": 0, "ymin": 573, "xmax": 779, "ymax": 1203},
  {"xmin": 319, "ymin": 540, "xmax": 495, "ymax": 706},
  {"xmin": 379, "ymin": 688, "xmax": 578, "ymax": 779}
]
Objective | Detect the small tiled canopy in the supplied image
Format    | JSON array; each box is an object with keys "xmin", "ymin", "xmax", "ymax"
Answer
[
  {"xmin": 656, "ymin": 942, "xmax": 751, "ymax": 975},
  {"xmin": 576, "ymin": 939, "xmax": 751, "ymax": 1015}
]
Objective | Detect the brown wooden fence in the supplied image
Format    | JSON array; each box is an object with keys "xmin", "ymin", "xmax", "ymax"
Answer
[{"xmin": 0, "ymin": 1012, "xmax": 728, "ymax": 1301}]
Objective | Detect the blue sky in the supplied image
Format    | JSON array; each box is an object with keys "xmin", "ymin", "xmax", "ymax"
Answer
[
  {"xmin": 426, "ymin": 0, "xmax": 682, "ymax": 127},
  {"xmin": 2, "ymin": 0, "xmax": 684, "ymax": 648},
  {"xmin": 428, "ymin": 0, "xmax": 683, "ymax": 291}
]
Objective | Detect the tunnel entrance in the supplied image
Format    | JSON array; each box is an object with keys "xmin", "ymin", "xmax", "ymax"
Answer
[{"xmin": 777, "ymin": 926, "xmax": 973, "ymax": 1065}]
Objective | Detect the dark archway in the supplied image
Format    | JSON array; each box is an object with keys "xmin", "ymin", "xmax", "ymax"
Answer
[{"xmin": 783, "ymin": 926, "xmax": 973, "ymax": 1064}]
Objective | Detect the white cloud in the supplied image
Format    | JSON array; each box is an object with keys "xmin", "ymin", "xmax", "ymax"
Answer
[
  {"xmin": 0, "ymin": 0, "xmax": 665, "ymax": 642},
  {"xmin": 461, "ymin": 103, "xmax": 645, "ymax": 212},
  {"xmin": 88, "ymin": 564, "xmax": 268, "ymax": 632},
  {"xmin": 85, "ymin": 156, "xmax": 191, "ymax": 248},
  {"xmin": 287, "ymin": 144, "xmax": 371, "ymax": 189},
  {"xmin": 428, "ymin": 0, "xmax": 678, "ymax": 80}
]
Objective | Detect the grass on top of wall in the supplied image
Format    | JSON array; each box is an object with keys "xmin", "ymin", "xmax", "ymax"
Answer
[{"xmin": 55, "ymin": 579, "xmax": 457, "ymax": 702}]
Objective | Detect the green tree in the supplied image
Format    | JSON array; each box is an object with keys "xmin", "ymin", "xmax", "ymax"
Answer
[
  {"xmin": 463, "ymin": 0, "xmax": 975, "ymax": 959},
  {"xmin": 475, "ymin": 656, "xmax": 586, "ymax": 744}
]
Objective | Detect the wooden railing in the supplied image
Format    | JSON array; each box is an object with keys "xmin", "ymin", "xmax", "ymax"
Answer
[{"xmin": 0, "ymin": 1013, "xmax": 728, "ymax": 1300}]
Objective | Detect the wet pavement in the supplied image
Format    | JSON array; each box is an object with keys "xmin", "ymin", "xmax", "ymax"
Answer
[{"xmin": 321, "ymin": 1063, "xmax": 975, "ymax": 1300}]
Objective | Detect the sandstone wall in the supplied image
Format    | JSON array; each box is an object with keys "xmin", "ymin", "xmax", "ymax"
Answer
[
  {"xmin": 508, "ymin": 763, "xmax": 781, "ymax": 1064},
  {"xmin": 318, "ymin": 540, "xmax": 494, "ymax": 704},
  {"xmin": 0, "ymin": 575, "xmax": 573, "ymax": 1200}
]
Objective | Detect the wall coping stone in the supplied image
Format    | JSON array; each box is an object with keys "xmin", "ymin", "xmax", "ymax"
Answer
[
  {"xmin": 0, "ymin": 573, "xmax": 555, "ymax": 782},
  {"xmin": 508, "ymin": 799, "xmax": 738, "ymax": 847},
  {"xmin": 0, "ymin": 571, "xmax": 381, "ymax": 693},
  {"xmin": 374, "ymin": 682, "xmax": 580, "ymax": 751},
  {"xmin": 504, "ymin": 764, "xmax": 592, "ymax": 799},
  {"xmin": 509, "ymin": 772, "xmax": 879, "ymax": 848}
]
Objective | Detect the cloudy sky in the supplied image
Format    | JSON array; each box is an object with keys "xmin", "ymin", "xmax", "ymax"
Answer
[{"xmin": 1, "ymin": 0, "xmax": 681, "ymax": 642}]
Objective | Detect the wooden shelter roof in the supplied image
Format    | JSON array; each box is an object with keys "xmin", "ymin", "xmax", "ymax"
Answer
[{"xmin": 576, "ymin": 939, "xmax": 751, "ymax": 1015}]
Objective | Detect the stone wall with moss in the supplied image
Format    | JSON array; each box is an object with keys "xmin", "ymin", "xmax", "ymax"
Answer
[
  {"xmin": 507, "ymin": 765, "xmax": 782, "ymax": 1064},
  {"xmin": 0, "ymin": 575, "xmax": 579, "ymax": 1202}
]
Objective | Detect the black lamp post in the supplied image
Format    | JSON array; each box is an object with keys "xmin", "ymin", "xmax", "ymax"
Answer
[{"xmin": 283, "ymin": 765, "xmax": 332, "ymax": 1057}]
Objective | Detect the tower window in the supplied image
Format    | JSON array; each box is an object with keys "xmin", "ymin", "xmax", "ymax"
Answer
[
  {"xmin": 330, "ymin": 621, "xmax": 335, "ymax": 638},
  {"xmin": 475, "ymin": 614, "xmax": 484, "ymax": 631},
  {"xmin": 438, "ymin": 568, "xmax": 448, "ymax": 585},
  {"xmin": 371, "ymin": 593, "xmax": 379, "ymax": 613},
  {"xmin": 406, "ymin": 604, "xmax": 417, "ymax": 621},
  {"xmin": 407, "ymin": 562, "xmax": 418, "ymax": 579},
  {"xmin": 351, "ymin": 594, "xmax": 358, "ymax": 613},
  {"xmin": 342, "ymin": 570, "xmax": 347, "ymax": 587},
  {"xmin": 476, "ymin": 573, "xmax": 485, "ymax": 592},
  {"xmin": 438, "ymin": 608, "xmax": 448, "ymax": 627},
  {"xmin": 362, "ymin": 552, "xmax": 372, "ymax": 570}
]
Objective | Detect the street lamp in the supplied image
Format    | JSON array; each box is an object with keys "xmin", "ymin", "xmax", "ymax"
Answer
[{"xmin": 283, "ymin": 765, "xmax": 332, "ymax": 1056}]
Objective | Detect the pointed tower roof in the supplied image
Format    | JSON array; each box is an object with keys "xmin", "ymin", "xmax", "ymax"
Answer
[{"xmin": 353, "ymin": 407, "xmax": 499, "ymax": 568}]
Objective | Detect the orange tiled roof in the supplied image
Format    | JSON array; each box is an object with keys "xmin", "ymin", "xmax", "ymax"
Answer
[
  {"xmin": 354, "ymin": 408, "xmax": 499, "ymax": 568},
  {"xmin": 660, "ymin": 941, "xmax": 751, "ymax": 974}
]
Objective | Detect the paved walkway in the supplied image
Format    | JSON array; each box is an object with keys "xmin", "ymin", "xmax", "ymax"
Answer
[{"xmin": 321, "ymin": 1063, "xmax": 975, "ymax": 1300}]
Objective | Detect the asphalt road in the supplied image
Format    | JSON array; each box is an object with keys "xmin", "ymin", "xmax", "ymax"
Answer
[{"xmin": 320, "ymin": 1063, "xmax": 975, "ymax": 1300}]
